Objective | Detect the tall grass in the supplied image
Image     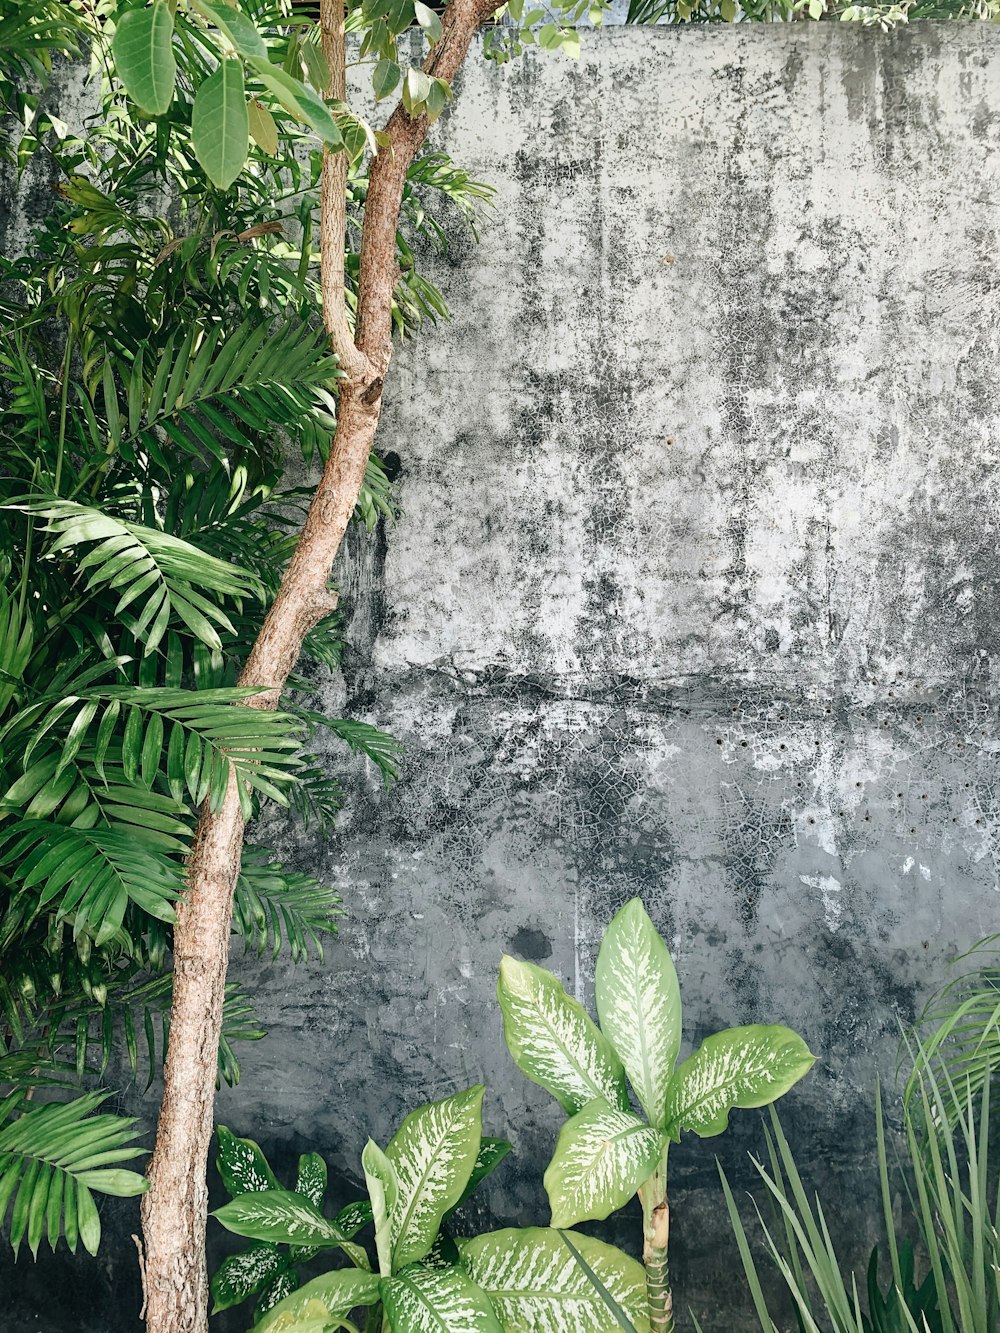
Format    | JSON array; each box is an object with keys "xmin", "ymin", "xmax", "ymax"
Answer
[{"xmin": 716, "ymin": 1064, "xmax": 1000, "ymax": 1333}]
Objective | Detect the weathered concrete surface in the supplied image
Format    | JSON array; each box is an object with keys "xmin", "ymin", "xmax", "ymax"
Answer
[{"xmin": 6, "ymin": 21, "xmax": 1000, "ymax": 1333}]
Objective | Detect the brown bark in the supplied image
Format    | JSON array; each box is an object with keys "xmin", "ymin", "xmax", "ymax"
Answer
[{"xmin": 139, "ymin": 2, "xmax": 501, "ymax": 1329}]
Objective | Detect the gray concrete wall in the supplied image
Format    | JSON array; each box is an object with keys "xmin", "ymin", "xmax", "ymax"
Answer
[{"xmin": 6, "ymin": 21, "xmax": 1000, "ymax": 1332}]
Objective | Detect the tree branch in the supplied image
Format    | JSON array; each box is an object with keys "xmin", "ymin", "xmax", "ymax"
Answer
[{"xmin": 321, "ymin": 0, "xmax": 370, "ymax": 382}]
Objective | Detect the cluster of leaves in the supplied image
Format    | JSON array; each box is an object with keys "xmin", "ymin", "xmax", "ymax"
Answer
[
  {"xmin": 0, "ymin": 0, "xmax": 462, "ymax": 1256},
  {"xmin": 497, "ymin": 899, "xmax": 814, "ymax": 1230},
  {"xmin": 213, "ymin": 1086, "xmax": 650, "ymax": 1332}
]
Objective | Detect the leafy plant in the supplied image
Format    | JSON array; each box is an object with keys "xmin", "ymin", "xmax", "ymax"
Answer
[
  {"xmin": 213, "ymin": 1086, "xmax": 650, "ymax": 1332},
  {"xmin": 498, "ymin": 898, "xmax": 815, "ymax": 1332},
  {"xmin": 719, "ymin": 1066, "xmax": 998, "ymax": 1333}
]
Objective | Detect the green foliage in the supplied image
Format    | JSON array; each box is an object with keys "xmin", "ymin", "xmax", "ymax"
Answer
[
  {"xmin": 0, "ymin": 1091, "xmax": 146, "ymax": 1258},
  {"xmin": 212, "ymin": 1088, "xmax": 645, "ymax": 1332},
  {"xmin": 500, "ymin": 898, "xmax": 813, "ymax": 1322},
  {"xmin": 718, "ymin": 1063, "xmax": 999, "ymax": 1333}
]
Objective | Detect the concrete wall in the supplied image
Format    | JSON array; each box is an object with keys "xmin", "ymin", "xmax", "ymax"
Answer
[{"xmin": 6, "ymin": 21, "xmax": 1000, "ymax": 1332}]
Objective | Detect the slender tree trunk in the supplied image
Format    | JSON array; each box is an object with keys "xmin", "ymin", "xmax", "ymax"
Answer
[{"xmin": 140, "ymin": 2, "xmax": 501, "ymax": 1328}]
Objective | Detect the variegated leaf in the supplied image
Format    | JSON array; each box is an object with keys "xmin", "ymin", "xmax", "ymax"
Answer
[
  {"xmin": 214, "ymin": 1189, "xmax": 346, "ymax": 1248},
  {"xmin": 362, "ymin": 1137, "xmax": 397, "ymax": 1277},
  {"xmin": 252, "ymin": 1270, "xmax": 381, "ymax": 1332},
  {"xmin": 461, "ymin": 1227, "xmax": 650, "ymax": 1333},
  {"xmin": 544, "ymin": 1097, "xmax": 664, "ymax": 1227},
  {"xmin": 210, "ymin": 1241, "xmax": 283, "ymax": 1313},
  {"xmin": 498, "ymin": 957, "xmax": 627, "ymax": 1115},
  {"xmin": 382, "ymin": 1263, "xmax": 502, "ymax": 1333},
  {"xmin": 595, "ymin": 898, "xmax": 681, "ymax": 1128},
  {"xmin": 293, "ymin": 1152, "xmax": 327, "ymax": 1208},
  {"xmin": 386, "ymin": 1085, "xmax": 483, "ymax": 1269},
  {"xmin": 216, "ymin": 1124, "xmax": 280, "ymax": 1197},
  {"xmin": 663, "ymin": 1024, "xmax": 815, "ymax": 1140}
]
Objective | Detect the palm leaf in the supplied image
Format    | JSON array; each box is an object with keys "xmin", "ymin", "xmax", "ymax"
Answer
[
  {"xmin": 233, "ymin": 848, "xmax": 342, "ymax": 963},
  {"xmin": 13, "ymin": 498, "xmax": 263, "ymax": 653},
  {"xmin": 0, "ymin": 820, "xmax": 182, "ymax": 944},
  {"xmin": 0, "ymin": 1091, "xmax": 146, "ymax": 1257}
]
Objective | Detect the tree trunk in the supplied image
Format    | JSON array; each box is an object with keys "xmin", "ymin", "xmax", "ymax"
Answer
[{"xmin": 140, "ymin": 2, "xmax": 501, "ymax": 1327}]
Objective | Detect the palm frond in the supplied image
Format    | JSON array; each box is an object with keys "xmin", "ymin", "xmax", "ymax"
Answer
[
  {"xmin": 0, "ymin": 1091, "xmax": 146, "ymax": 1257},
  {"xmin": 908, "ymin": 935, "xmax": 1000, "ymax": 1125},
  {"xmin": 233, "ymin": 848, "xmax": 342, "ymax": 963},
  {"xmin": 2, "ymin": 686, "xmax": 306, "ymax": 818},
  {"xmin": 298, "ymin": 712, "xmax": 403, "ymax": 786},
  {"xmin": 14, "ymin": 499, "xmax": 264, "ymax": 654},
  {"xmin": 0, "ymin": 821, "xmax": 181, "ymax": 946}
]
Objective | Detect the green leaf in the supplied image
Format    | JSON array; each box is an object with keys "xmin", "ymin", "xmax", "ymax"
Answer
[
  {"xmin": 111, "ymin": 0, "xmax": 177, "ymax": 115},
  {"xmin": 402, "ymin": 66, "xmax": 431, "ymax": 115},
  {"xmin": 191, "ymin": 0, "xmax": 268, "ymax": 58},
  {"xmin": 595, "ymin": 898, "xmax": 681, "ymax": 1128},
  {"xmin": 247, "ymin": 57, "xmax": 343, "ymax": 148},
  {"xmin": 413, "ymin": 0, "xmax": 443, "ymax": 42},
  {"xmin": 192, "ymin": 60, "xmax": 249, "ymax": 190},
  {"xmin": 382, "ymin": 1264, "xmax": 502, "ymax": 1333},
  {"xmin": 663, "ymin": 1024, "xmax": 816, "ymax": 1141},
  {"xmin": 0, "ymin": 1094, "xmax": 146, "ymax": 1258},
  {"xmin": 248, "ymin": 98, "xmax": 279, "ymax": 156},
  {"xmin": 362, "ymin": 1137, "xmax": 397, "ymax": 1277},
  {"xmin": 447, "ymin": 1137, "xmax": 512, "ymax": 1216},
  {"xmin": 211, "ymin": 1242, "xmax": 283, "ymax": 1314},
  {"xmin": 373, "ymin": 58, "xmax": 401, "ymax": 100},
  {"xmin": 498, "ymin": 956, "xmax": 626, "ymax": 1115},
  {"xmin": 544, "ymin": 1098, "xmax": 664, "ymax": 1228},
  {"xmin": 253, "ymin": 1269, "xmax": 381, "ymax": 1332},
  {"xmin": 462, "ymin": 1227, "xmax": 650, "ymax": 1333},
  {"xmin": 213, "ymin": 1188, "xmax": 348, "ymax": 1248},
  {"xmin": 216, "ymin": 1125, "xmax": 280, "ymax": 1198},
  {"xmin": 386, "ymin": 1085, "xmax": 483, "ymax": 1269}
]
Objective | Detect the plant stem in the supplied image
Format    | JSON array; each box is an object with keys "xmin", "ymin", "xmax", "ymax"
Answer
[{"xmin": 641, "ymin": 1164, "xmax": 675, "ymax": 1333}]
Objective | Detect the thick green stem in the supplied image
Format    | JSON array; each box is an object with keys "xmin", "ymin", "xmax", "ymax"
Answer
[{"xmin": 641, "ymin": 1163, "xmax": 674, "ymax": 1333}]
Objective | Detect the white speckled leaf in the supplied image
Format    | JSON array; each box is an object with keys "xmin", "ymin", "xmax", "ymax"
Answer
[
  {"xmin": 214, "ymin": 1189, "xmax": 345, "ymax": 1248},
  {"xmin": 216, "ymin": 1125, "xmax": 280, "ymax": 1197},
  {"xmin": 663, "ymin": 1024, "xmax": 815, "ymax": 1140},
  {"xmin": 461, "ymin": 1227, "xmax": 650, "ymax": 1333},
  {"xmin": 210, "ymin": 1241, "xmax": 283, "ymax": 1313},
  {"xmin": 382, "ymin": 1263, "xmax": 503, "ymax": 1333},
  {"xmin": 498, "ymin": 957, "xmax": 626, "ymax": 1116},
  {"xmin": 362, "ymin": 1137, "xmax": 398, "ymax": 1277},
  {"xmin": 595, "ymin": 899, "xmax": 681, "ymax": 1128},
  {"xmin": 544, "ymin": 1098, "xmax": 664, "ymax": 1228},
  {"xmin": 386, "ymin": 1085, "xmax": 484, "ymax": 1269},
  {"xmin": 252, "ymin": 1270, "xmax": 380, "ymax": 1332}
]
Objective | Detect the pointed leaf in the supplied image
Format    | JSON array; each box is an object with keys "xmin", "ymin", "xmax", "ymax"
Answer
[
  {"xmin": 382, "ymin": 1263, "xmax": 502, "ymax": 1333},
  {"xmin": 253, "ymin": 1269, "xmax": 381, "ymax": 1332},
  {"xmin": 362, "ymin": 1138, "xmax": 397, "ymax": 1277},
  {"xmin": 544, "ymin": 1098, "xmax": 664, "ymax": 1228},
  {"xmin": 595, "ymin": 898, "xmax": 681, "ymax": 1128},
  {"xmin": 498, "ymin": 956, "xmax": 626, "ymax": 1115},
  {"xmin": 216, "ymin": 1125, "xmax": 280, "ymax": 1198},
  {"xmin": 663, "ymin": 1024, "xmax": 815, "ymax": 1140},
  {"xmin": 386, "ymin": 1085, "xmax": 483, "ymax": 1270},
  {"xmin": 211, "ymin": 1242, "xmax": 283, "ymax": 1313},
  {"xmin": 192, "ymin": 60, "xmax": 249, "ymax": 190},
  {"xmin": 462, "ymin": 1227, "xmax": 650, "ymax": 1333},
  {"xmin": 213, "ymin": 1189, "xmax": 344, "ymax": 1247},
  {"xmin": 112, "ymin": 0, "xmax": 177, "ymax": 114}
]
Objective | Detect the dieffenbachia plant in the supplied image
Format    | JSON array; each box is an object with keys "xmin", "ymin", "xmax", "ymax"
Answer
[
  {"xmin": 498, "ymin": 898, "xmax": 816, "ymax": 1333},
  {"xmin": 213, "ymin": 1086, "xmax": 650, "ymax": 1332}
]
